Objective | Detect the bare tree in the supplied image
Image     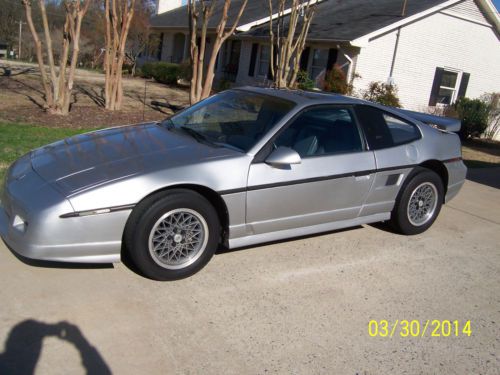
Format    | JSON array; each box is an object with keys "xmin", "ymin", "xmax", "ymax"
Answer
[
  {"xmin": 187, "ymin": 0, "xmax": 248, "ymax": 104},
  {"xmin": 126, "ymin": 0, "xmax": 158, "ymax": 76},
  {"xmin": 104, "ymin": 0, "xmax": 136, "ymax": 111},
  {"xmin": 22, "ymin": 0, "xmax": 91, "ymax": 115},
  {"xmin": 267, "ymin": 0, "xmax": 317, "ymax": 89}
]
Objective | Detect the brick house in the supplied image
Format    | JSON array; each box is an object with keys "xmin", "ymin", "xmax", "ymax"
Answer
[{"xmin": 150, "ymin": 0, "xmax": 500, "ymax": 113}]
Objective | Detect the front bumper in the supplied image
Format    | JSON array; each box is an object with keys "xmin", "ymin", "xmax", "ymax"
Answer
[
  {"xmin": 0, "ymin": 205, "xmax": 123, "ymax": 263},
  {"xmin": 0, "ymin": 161, "xmax": 125, "ymax": 264}
]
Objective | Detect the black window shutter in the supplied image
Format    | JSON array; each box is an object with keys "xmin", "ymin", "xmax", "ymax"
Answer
[
  {"xmin": 457, "ymin": 73, "xmax": 470, "ymax": 99},
  {"xmin": 300, "ymin": 47, "xmax": 310, "ymax": 71},
  {"xmin": 326, "ymin": 48, "xmax": 338, "ymax": 71},
  {"xmin": 157, "ymin": 33, "xmax": 164, "ymax": 60},
  {"xmin": 248, "ymin": 43, "xmax": 258, "ymax": 77},
  {"xmin": 429, "ymin": 67, "xmax": 444, "ymax": 106}
]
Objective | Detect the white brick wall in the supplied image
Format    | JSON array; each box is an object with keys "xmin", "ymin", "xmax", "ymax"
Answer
[
  {"xmin": 156, "ymin": 0, "xmax": 183, "ymax": 15},
  {"xmin": 354, "ymin": 1, "xmax": 500, "ymax": 111}
]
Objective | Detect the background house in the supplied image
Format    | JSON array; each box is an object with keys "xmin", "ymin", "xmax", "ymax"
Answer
[
  {"xmin": 0, "ymin": 42, "xmax": 8, "ymax": 59},
  {"xmin": 151, "ymin": 0, "xmax": 500, "ymax": 113}
]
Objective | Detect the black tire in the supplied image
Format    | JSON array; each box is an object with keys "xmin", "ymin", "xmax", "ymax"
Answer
[
  {"xmin": 390, "ymin": 168, "xmax": 444, "ymax": 235},
  {"xmin": 124, "ymin": 189, "xmax": 221, "ymax": 281}
]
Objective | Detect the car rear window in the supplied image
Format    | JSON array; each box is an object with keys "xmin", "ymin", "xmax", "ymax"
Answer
[{"xmin": 355, "ymin": 105, "xmax": 420, "ymax": 150}]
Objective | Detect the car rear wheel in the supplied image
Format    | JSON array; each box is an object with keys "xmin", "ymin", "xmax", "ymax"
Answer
[
  {"xmin": 125, "ymin": 190, "xmax": 220, "ymax": 280},
  {"xmin": 390, "ymin": 168, "xmax": 444, "ymax": 235}
]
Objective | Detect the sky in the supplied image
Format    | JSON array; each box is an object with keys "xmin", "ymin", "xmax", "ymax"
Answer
[{"xmin": 493, "ymin": 0, "xmax": 500, "ymax": 11}]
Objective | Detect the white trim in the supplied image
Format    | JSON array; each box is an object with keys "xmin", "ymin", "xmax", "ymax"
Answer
[
  {"xmin": 436, "ymin": 68, "xmax": 464, "ymax": 106},
  {"xmin": 351, "ymin": 0, "xmax": 463, "ymax": 47},
  {"xmin": 476, "ymin": 0, "xmax": 500, "ymax": 30},
  {"xmin": 236, "ymin": 0, "xmax": 324, "ymax": 32},
  {"xmin": 440, "ymin": 9, "xmax": 493, "ymax": 27},
  {"xmin": 337, "ymin": 44, "xmax": 354, "ymax": 81},
  {"xmin": 351, "ymin": 0, "xmax": 500, "ymax": 47}
]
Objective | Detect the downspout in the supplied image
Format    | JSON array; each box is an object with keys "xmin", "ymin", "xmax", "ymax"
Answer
[
  {"xmin": 336, "ymin": 44, "xmax": 354, "ymax": 82},
  {"xmin": 389, "ymin": 1, "xmax": 406, "ymax": 84},
  {"xmin": 388, "ymin": 27, "xmax": 401, "ymax": 85}
]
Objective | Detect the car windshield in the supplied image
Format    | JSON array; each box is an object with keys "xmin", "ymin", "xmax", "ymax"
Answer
[{"xmin": 163, "ymin": 90, "xmax": 295, "ymax": 152}]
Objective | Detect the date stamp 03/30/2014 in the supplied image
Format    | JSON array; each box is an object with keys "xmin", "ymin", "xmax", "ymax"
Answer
[{"xmin": 368, "ymin": 320, "xmax": 472, "ymax": 338}]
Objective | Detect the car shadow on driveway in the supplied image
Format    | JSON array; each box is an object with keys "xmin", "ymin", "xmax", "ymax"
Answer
[
  {"xmin": 0, "ymin": 320, "xmax": 111, "ymax": 374},
  {"xmin": 2, "ymin": 239, "xmax": 114, "ymax": 270},
  {"xmin": 215, "ymin": 225, "xmax": 364, "ymax": 255},
  {"xmin": 466, "ymin": 167, "xmax": 500, "ymax": 189}
]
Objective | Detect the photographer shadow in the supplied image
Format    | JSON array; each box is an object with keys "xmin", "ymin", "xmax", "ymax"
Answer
[{"xmin": 0, "ymin": 319, "xmax": 111, "ymax": 374}]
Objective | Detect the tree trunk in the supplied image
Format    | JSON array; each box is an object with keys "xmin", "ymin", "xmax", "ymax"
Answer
[
  {"xmin": 38, "ymin": 0, "xmax": 58, "ymax": 101},
  {"xmin": 104, "ymin": 0, "xmax": 136, "ymax": 111},
  {"xmin": 188, "ymin": 0, "xmax": 248, "ymax": 104},
  {"xmin": 22, "ymin": 0, "xmax": 53, "ymax": 109},
  {"xmin": 268, "ymin": 0, "xmax": 316, "ymax": 89},
  {"xmin": 21, "ymin": 0, "xmax": 90, "ymax": 115},
  {"xmin": 61, "ymin": 4, "xmax": 87, "ymax": 115}
]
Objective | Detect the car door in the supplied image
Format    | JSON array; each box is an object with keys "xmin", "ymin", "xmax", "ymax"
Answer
[
  {"xmin": 354, "ymin": 105, "xmax": 423, "ymax": 217},
  {"xmin": 246, "ymin": 105, "xmax": 376, "ymax": 235}
]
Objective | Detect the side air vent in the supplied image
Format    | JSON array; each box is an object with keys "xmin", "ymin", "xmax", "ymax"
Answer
[{"xmin": 386, "ymin": 174, "xmax": 400, "ymax": 186}]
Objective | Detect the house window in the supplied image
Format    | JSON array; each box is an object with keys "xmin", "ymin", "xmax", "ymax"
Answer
[
  {"xmin": 429, "ymin": 67, "xmax": 470, "ymax": 106},
  {"xmin": 437, "ymin": 70, "xmax": 460, "ymax": 105},
  {"xmin": 258, "ymin": 45, "xmax": 270, "ymax": 76},
  {"xmin": 310, "ymin": 49, "xmax": 328, "ymax": 81}
]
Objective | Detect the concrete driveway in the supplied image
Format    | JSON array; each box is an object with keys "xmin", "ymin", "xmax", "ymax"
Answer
[{"xmin": 0, "ymin": 177, "xmax": 499, "ymax": 374}]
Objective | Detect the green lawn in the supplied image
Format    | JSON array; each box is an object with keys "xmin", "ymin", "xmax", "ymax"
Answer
[{"xmin": 0, "ymin": 122, "xmax": 95, "ymax": 182}]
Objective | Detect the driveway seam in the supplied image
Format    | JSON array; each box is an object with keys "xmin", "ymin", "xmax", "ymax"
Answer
[{"xmin": 446, "ymin": 205, "xmax": 500, "ymax": 226}]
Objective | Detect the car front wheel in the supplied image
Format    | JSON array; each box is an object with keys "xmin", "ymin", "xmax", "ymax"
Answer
[
  {"xmin": 390, "ymin": 168, "xmax": 444, "ymax": 235},
  {"xmin": 125, "ymin": 190, "xmax": 220, "ymax": 280}
]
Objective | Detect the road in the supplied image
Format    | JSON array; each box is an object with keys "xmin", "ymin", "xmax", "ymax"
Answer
[{"xmin": 0, "ymin": 176, "xmax": 499, "ymax": 374}]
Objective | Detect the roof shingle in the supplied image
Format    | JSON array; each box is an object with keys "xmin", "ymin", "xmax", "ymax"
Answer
[{"xmin": 151, "ymin": 0, "xmax": 450, "ymax": 41}]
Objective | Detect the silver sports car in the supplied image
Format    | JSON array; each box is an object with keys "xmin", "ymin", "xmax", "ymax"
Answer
[{"xmin": 0, "ymin": 88, "xmax": 466, "ymax": 280}]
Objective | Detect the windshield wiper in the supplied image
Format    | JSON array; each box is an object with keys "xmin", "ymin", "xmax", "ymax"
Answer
[
  {"xmin": 179, "ymin": 126, "xmax": 219, "ymax": 147},
  {"xmin": 161, "ymin": 118, "xmax": 175, "ymax": 129}
]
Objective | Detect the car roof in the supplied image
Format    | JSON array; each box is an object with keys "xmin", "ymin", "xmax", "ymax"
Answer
[
  {"xmin": 234, "ymin": 86, "xmax": 368, "ymax": 106},
  {"xmin": 233, "ymin": 86, "xmax": 460, "ymax": 133}
]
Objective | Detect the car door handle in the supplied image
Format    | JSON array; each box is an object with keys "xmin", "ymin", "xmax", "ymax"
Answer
[
  {"xmin": 355, "ymin": 175, "xmax": 371, "ymax": 181},
  {"xmin": 353, "ymin": 170, "xmax": 372, "ymax": 177}
]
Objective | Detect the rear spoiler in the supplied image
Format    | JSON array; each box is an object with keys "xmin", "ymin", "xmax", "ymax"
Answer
[{"xmin": 394, "ymin": 108, "xmax": 461, "ymax": 133}]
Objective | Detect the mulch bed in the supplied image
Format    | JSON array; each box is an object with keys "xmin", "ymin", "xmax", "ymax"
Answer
[{"xmin": 0, "ymin": 105, "xmax": 170, "ymax": 129}]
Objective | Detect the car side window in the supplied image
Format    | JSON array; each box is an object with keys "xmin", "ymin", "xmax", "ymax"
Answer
[
  {"xmin": 274, "ymin": 107, "xmax": 363, "ymax": 157},
  {"xmin": 383, "ymin": 113, "xmax": 421, "ymax": 145},
  {"xmin": 355, "ymin": 105, "xmax": 420, "ymax": 150}
]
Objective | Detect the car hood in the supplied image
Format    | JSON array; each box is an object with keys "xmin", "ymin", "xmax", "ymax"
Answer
[{"xmin": 30, "ymin": 123, "xmax": 237, "ymax": 195}]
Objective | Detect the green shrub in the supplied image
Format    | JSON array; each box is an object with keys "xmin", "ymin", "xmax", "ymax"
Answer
[
  {"xmin": 151, "ymin": 62, "xmax": 180, "ymax": 85},
  {"xmin": 362, "ymin": 81, "xmax": 401, "ymax": 107},
  {"xmin": 140, "ymin": 62, "xmax": 180, "ymax": 85},
  {"xmin": 296, "ymin": 70, "xmax": 315, "ymax": 91},
  {"xmin": 454, "ymin": 97, "xmax": 490, "ymax": 139},
  {"xmin": 140, "ymin": 62, "xmax": 155, "ymax": 79}
]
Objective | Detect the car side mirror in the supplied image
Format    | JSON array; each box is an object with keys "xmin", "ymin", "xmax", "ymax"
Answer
[{"xmin": 265, "ymin": 147, "xmax": 301, "ymax": 167}]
